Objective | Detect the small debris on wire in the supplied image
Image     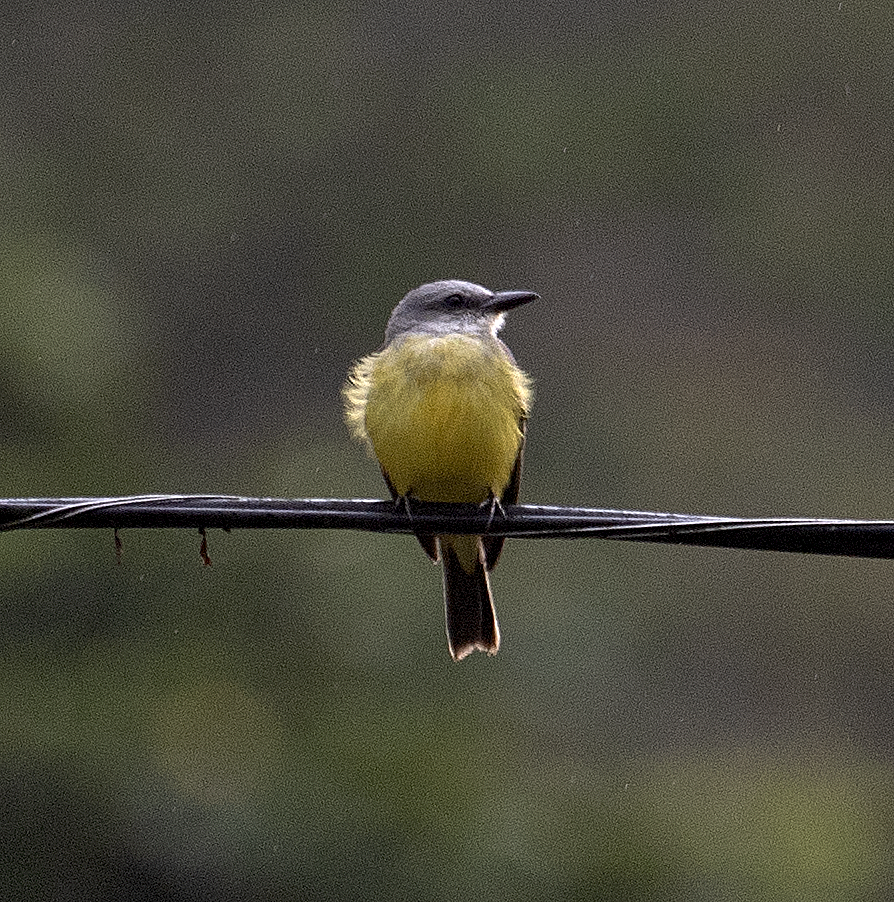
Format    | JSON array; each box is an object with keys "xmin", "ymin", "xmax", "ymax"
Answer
[{"xmin": 199, "ymin": 527, "xmax": 212, "ymax": 566}]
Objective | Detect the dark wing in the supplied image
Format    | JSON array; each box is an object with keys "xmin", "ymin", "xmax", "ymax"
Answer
[
  {"xmin": 381, "ymin": 467, "xmax": 439, "ymax": 563},
  {"xmin": 482, "ymin": 418, "xmax": 525, "ymax": 571}
]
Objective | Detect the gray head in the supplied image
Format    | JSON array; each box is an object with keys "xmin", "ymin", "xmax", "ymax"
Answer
[{"xmin": 384, "ymin": 279, "xmax": 538, "ymax": 345}]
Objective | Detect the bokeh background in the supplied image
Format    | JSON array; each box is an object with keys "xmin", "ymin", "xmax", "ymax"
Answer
[{"xmin": 2, "ymin": 3, "xmax": 893, "ymax": 899}]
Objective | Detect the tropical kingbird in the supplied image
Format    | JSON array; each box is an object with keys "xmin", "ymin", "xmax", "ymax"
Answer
[{"xmin": 344, "ymin": 279, "xmax": 537, "ymax": 660}]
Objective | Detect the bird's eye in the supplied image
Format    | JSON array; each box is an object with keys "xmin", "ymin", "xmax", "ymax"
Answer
[{"xmin": 443, "ymin": 293, "xmax": 468, "ymax": 308}]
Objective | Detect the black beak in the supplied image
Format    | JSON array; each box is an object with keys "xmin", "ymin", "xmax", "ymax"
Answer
[{"xmin": 484, "ymin": 290, "xmax": 540, "ymax": 313}]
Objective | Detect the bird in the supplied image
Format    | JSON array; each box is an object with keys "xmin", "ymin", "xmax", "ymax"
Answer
[{"xmin": 344, "ymin": 279, "xmax": 537, "ymax": 660}]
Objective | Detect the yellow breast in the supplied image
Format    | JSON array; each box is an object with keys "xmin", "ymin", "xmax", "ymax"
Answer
[{"xmin": 345, "ymin": 333, "xmax": 532, "ymax": 503}]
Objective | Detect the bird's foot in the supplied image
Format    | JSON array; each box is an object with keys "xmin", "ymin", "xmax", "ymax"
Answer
[{"xmin": 479, "ymin": 493, "xmax": 506, "ymax": 532}]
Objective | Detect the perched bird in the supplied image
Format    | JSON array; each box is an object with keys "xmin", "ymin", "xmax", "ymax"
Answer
[{"xmin": 344, "ymin": 279, "xmax": 536, "ymax": 660}]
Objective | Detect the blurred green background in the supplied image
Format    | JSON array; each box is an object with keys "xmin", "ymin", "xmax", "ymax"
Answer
[{"xmin": 2, "ymin": 3, "xmax": 893, "ymax": 899}]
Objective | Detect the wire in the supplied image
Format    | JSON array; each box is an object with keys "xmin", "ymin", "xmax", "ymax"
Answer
[{"xmin": 1, "ymin": 495, "xmax": 893, "ymax": 559}]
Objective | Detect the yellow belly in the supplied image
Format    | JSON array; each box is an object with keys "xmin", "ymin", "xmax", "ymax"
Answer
[{"xmin": 356, "ymin": 334, "xmax": 530, "ymax": 503}]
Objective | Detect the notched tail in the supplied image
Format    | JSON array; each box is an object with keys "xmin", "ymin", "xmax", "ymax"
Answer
[{"xmin": 440, "ymin": 537, "xmax": 500, "ymax": 661}]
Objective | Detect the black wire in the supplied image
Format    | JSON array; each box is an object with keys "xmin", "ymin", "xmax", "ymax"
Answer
[{"xmin": 1, "ymin": 495, "xmax": 893, "ymax": 559}]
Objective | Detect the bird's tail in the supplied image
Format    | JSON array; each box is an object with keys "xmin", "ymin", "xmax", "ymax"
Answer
[{"xmin": 439, "ymin": 535, "xmax": 500, "ymax": 661}]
